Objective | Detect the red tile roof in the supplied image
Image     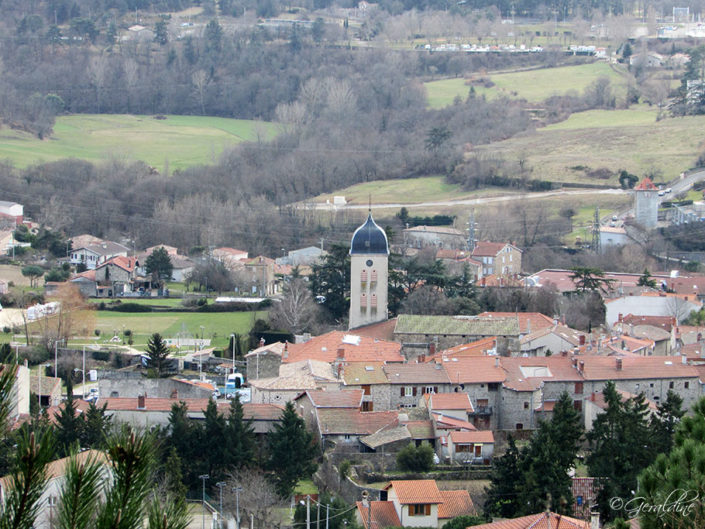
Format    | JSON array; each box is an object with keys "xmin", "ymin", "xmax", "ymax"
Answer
[
  {"xmin": 425, "ymin": 393, "xmax": 474, "ymax": 412},
  {"xmin": 478, "ymin": 312, "xmax": 555, "ymax": 334},
  {"xmin": 385, "ymin": 480, "xmax": 445, "ymax": 504},
  {"xmin": 579, "ymin": 355, "xmax": 698, "ymax": 380},
  {"xmin": 620, "ymin": 314, "xmax": 676, "ymax": 331},
  {"xmin": 439, "ymin": 356, "xmax": 506, "ymax": 384},
  {"xmin": 667, "ymin": 276, "xmax": 705, "ymax": 296},
  {"xmin": 435, "ymin": 337, "xmax": 497, "ymax": 359},
  {"xmin": 469, "ymin": 512, "xmax": 589, "ymax": 529},
  {"xmin": 351, "ymin": 318, "xmax": 398, "ymax": 341},
  {"xmin": 438, "ymin": 490, "xmax": 476, "ymax": 519},
  {"xmin": 472, "ymin": 241, "xmax": 516, "ymax": 257},
  {"xmin": 98, "ymin": 256, "xmax": 138, "ymax": 273},
  {"xmin": 285, "ymin": 331, "xmax": 403, "ymax": 364},
  {"xmin": 432, "ymin": 412, "xmax": 477, "ymax": 431},
  {"xmin": 527, "ymin": 269, "xmax": 670, "ymax": 293},
  {"xmin": 356, "ymin": 501, "xmax": 401, "ymax": 529},
  {"xmin": 449, "ymin": 430, "xmax": 495, "ymax": 444},
  {"xmin": 635, "ymin": 177, "xmax": 658, "ymax": 190}
]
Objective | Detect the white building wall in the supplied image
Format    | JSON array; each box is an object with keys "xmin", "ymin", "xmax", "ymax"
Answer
[{"xmin": 349, "ymin": 254, "xmax": 388, "ymax": 330}]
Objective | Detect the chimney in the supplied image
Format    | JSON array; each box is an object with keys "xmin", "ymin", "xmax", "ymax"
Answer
[
  {"xmin": 337, "ymin": 347, "xmax": 345, "ymax": 359},
  {"xmin": 590, "ymin": 511, "xmax": 600, "ymax": 529},
  {"xmin": 170, "ymin": 389, "xmax": 178, "ymax": 399},
  {"xmin": 434, "ymin": 362, "xmax": 442, "ymax": 370},
  {"xmin": 618, "ymin": 313, "xmax": 623, "ymax": 323},
  {"xmin": 572, "ymin": 358, "xmax": 578, "ymax": 368},
  {"xmin": 578, "ymin": 359, "xmax": 585, "ymax": 371},
  {"xmin": 259, "ymin": 337, "xmax": 265, "ymax": 347},
  {"xmin": 137, "ymin": 394, "xmax": 146, "ymax": 410},
  {"xmin": 283, "ymin": 341, "xmax": 289, "ymax": 360},
  {"xmin": 337, "ymin": 364, "xmax": 343, "ymax": 378},
  {"xmin": 419, "ymin": 354, "xmax": 426, "ymax": 363},
  {"xmin": 561, "ymin": 350, "xmax": 568, "ymax": 357},
  {"xmin": 495, "ymin": 357, "xmax": 500, "ymax": 368},
  {"xmin": 616, "ymin": 358, "xmax": 623, "ymax": 371},
  {"xmin": 682, "ymin": 355, "xmax": 687, "ymax": 365},
  {"xmin": 579, "ymin": 335, "xmax": 586, "ymax": 346},
  {"xmin": 429, "ymin": 343, "xmax": 436, "ymax": 356}
]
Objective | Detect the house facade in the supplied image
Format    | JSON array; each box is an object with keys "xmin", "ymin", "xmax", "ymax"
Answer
[{"xmin": 471, "ymin": 241, "xmax": 522, "ymax": 277}]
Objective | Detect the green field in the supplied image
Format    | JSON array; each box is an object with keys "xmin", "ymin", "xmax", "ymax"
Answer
[
  {"xmin": 425, "ymin": 62, "xmax": 629, "ymax": 108},
  {"xmin": 313, "ymin": 176, "xmax": 520, "ymax": 205},
  {"xmin": 93, "ymin": 310, "xmax": 265, "ymax": 350},
  {"xmin": 0, "ymin": 114, "xmax": 277, "ymax": 172},
  {"xmin": 476, "ymin": 113, "xmax": 705, "ymax": 184},
  {"xmin": 542, "ymin": 106, "xmax": 658, "ymax": 130}
]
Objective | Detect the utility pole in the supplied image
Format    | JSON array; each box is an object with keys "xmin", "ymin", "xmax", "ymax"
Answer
[
  {"xmin": 325, "ymin": 503, "xmax": 329, "ymax": 529},
  {"xmin": 216, "ymin": 482, "xmax": 226, "ymax": 529},
  {"xmin": 592, "ymin": 207, "xmax": 601, "ymax": 254},
  {"xmin": 317, "ymin": 497, "xmax": 320, "ymax": 529},
  {"xmin": 467, "ymin": 210, "xmax": 477, "ymax": 252},
  {"xmin": 199, "ymin": 474, "xmax": 209, "ymax": 529},
  {"xmin": 54, "ymin": 340, "xmax": 59, "ymax": 378},
  {"xmin": 306, "ymin": 495, "xmax": 311, "ymax": 529},
  {"xmin": 233, "ymin": 486, "xmax": 242, "ymax": 529},
  {"xmin": 82, "ymin": 346, "xmax": 86, "ymax": 399}
]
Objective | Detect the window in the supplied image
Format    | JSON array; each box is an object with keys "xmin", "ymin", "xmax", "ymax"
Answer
[
  {"xmin": 488, "ymin": 383, "xmax": 499, "ymax": 392},
  {"xmin": 456, "ymin": 444, "xmax": 472, "ymax": 453},
  {"xmin": 669, "ymin": 381, "xmax": 674, "ymax": 389},
  {"xmin": 685, "ymin": 381, "xmax": 690, "ymax": 389},
  {"xmin": 574, "ymin": 400, "xmax": 582, "ymax": 412},
  {"xmin": 409, "ymin": 504, "xmax": 431, "ymax": 516},
  {"xmin": 650, "ymin": 383, "xmax": 654, "ymax": 388},
  {"xmin": 424, "ymin": 386, "xmax": 438, "ymax": 394},
  {"xmin": 516, "ymin": 423, "xmax": 524, "ymax": 430},
  {"xmin": 403, "ymin": 386, "xmax": 415, "ymax": 397},
  {"xmin": 523, "ymin": 402, "xmax": 529, "ymax": 409},
  {"xmin": 362, "ymin": 384, "xmax": 371, "ymax": 396},
  {"xmin": 361, "ymin": 401, "xmax": 373, "ymax": 412},
  {"xmin": 575, "ymin": 382, "xmax": 584, "ymax": 394}
]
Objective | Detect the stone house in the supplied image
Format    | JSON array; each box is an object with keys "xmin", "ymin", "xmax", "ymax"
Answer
[
  {"xmin": 402, "ymin": 226, "xmax": 467, "ymax": 250},
  {"xmin": 248, "ymin": 359, "xmax": 340, "ymax": 405},
  {"xmin": 471, "ymin": 241, "xmax": 522, "ymax": 277},
  {"xmin": 294, "ymin": 389, "xmax": 363, "ymax": 430},
  {"xmin": 394, "ymin": 314, "xmax": 521, "ymax": 355},
  {"xmin": 342, "ymin": 362, "xmax": 390, "ymax": 412},
  {"xmin": 315, "ymin": 408, "xmax": 398, "ymax": 452},
  {"xmin": 447, "ymin": 430, "xmax": 495, "ymax": 464},
  {"xmin": 382, "ymin": 363, "xmax": 452, "ymax": 410},
  {"xmin": 70, "ymin": 241, "xmax": 129, "ymax": 270},
  {"xmin": 520, "ymin": 325, "xmax": 586, "ymax": 356},
  {"xmin": 94, "ymin": 256, "xmax": 139, "ymax": 297}
]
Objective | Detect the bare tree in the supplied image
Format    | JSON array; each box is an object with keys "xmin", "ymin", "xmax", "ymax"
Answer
[
  {"xmin": 225, "ymin": 469, "xmax": 285, "ymax": 529},
  {"xmin": 268, "ymin": 278, "xmax": 319, "ymax": 334}
]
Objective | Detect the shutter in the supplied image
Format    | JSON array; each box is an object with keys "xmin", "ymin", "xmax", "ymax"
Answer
[
  {"xmin": 425, "ymin": 504, "xmax": 431, "ymax": 515},
  {"xmin": 434, "ymin": 386, "xmax": 438, "ymax": 394},
  {"xmin": 412, "ymin": 387, "xmax": 417, "ymax": 396},
  {"xmin": 401, "ymin": 387, "xmax": 404, "ymax": 397}
]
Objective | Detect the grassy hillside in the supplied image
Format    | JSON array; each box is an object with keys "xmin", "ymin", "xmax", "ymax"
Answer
[
  {"xmin": 425, "ymin": 62, "xmax": 629, "ymax": 108},
  {"xmin": 0, "ymin": 114, "xmax": 277, "ymax": 172},
  {"xmin": 475, "ymin": 111, "xmax": 705, "ymax": 185}
]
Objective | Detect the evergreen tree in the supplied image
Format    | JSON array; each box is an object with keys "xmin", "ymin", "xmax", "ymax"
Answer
[
  {"xmin": 55, "ymin": 378, "xmax": 82, "ymax": 457},
  {"xmin": 637, "ymin": 268, "xmax": 657, "ymax": 288},
  {"xmin": 484, "ymin": 436, "xmax": 522, "ymax": 517},
  {"xmin": 225, "ymin": 395, "xmax": 256, "ymax": 469},
  {"xmin": 266, "ymin": 401, "xmax": 317, "ymax": 498},
  {"xmin": 80, "ymin": 401, "xmax": 112, "ymax": 449},
  {"xmin": 649, "ymin": 390, "xmax": 685, "ymax": 455},
  {"xmin": 309, "ymin": 244, "xmax": 350, "ymax": 323},
  {"xmin": 166, "ymin": 402, "xmax": 198, "ymax": 489},
  {"xmin": 639, "ymin": 397, "xmax": 705, "ymax": 529},
  {"xmin": 146, "ymin": 333, "xmax": 170, "ymax": 378},
  {"xmin": 145, "ymin": 247, "xmax": 173, "ymax": 283},
  {"xmin": 202, "ymin": 399, "xmax": 228, "ymax": 483},
  {"xmin": 587, "ymin": 382, "xmax": 654, "ymax": 522},
  {"xmin": 154, "ymin": 20, "xmax": 168, "ymax": 46}
]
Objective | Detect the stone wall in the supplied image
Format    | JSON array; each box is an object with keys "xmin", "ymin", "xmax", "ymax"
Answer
[{"xmin": 97, "ymin": 371, "xmax": 211, "ymax": 399}]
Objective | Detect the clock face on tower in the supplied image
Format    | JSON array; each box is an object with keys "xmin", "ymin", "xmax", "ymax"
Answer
[{"xmin": 366, "ymin": 259, "xmax": 373, "ymax": 267}]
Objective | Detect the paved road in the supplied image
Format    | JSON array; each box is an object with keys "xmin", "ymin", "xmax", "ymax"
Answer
[{"xmin": 307, "ymin": 188, "xmax": 628, "ymax": 210}]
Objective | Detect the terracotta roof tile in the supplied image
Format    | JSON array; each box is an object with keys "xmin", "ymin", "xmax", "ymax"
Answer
[
  {"xmin": 355, "ymin": 501, "xmax": 401, "ymax": 529},
  {"xmin": 469, "ymin": 512, "xmax": 589, "ymax": 529},
  {"xmin": 438, "ymin": 490, "xmax": 476, "ymax": 519},
  {"xmin": 350, "ymin": 318, "xmax": 397, "ymax": 341},
  {"xmin": 439, "ymin": 356, "xmax": 506, "ymax": 384},
  {"xmin": 580, "ymin": 355, "xmax": 698, "ymax": 380},
  {"xmin": 97, "ymin": 256, "xmax": 138, "ymax": 273},
  {"xmin": 385, "ymin": 480, "xmax": 445, "ymax": 504},
  {"xmin": 478, "ymin": 312, "xmax": 555, "ymax": 334},
  {"xmin": 285, "ymin": 331, "xmax": 403, "ymax": 364},
  {"xmin": 449, "ymin": 430, "xmax": 494, "ymax": 444},
  {"xmin": 426, "ymin": 393, "xmax": 474, "ymax": 412},
  {"xmin": 432, "ymin": 412, "xmax": 477, "ymax": 431},
  {"xmin": 621, "ymin": 314, "xmax": 676, "ymax": 331},
  {"xmin": 436, "ymin": 337, "xmax": 497, "ymax": 359},
  {"xmin": 472, "ymin": 241, "xmax": 518, "ymax": 257},
  {"xmin": 404, "ymin": 420, "xmax": 434, "ymax": 439}
]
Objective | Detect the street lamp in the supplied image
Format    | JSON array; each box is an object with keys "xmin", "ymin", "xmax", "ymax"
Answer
[
  {"xmin": 216, "ymin": 482, "xmax": 226, "ymax": 529},
  {"xmin": 230, "ymin": 333, "xmax": 236, "ymax": 373},
  {"xmin": 199, "ymin": 474, "xmax": 209, "ymax": 529},
  {"xmin": 233, "ymin": 486, "xmax": 243, "ymax": 529}
]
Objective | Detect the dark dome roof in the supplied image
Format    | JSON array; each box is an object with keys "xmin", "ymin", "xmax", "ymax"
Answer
[{"xmin": 350, "ymin": 213, "xmax": 389, "ymax": 255}]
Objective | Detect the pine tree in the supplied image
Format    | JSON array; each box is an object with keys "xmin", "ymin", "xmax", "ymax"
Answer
[
  {"xmin": 202, "ymin": 399, "xmax": 227, "ymax": 483},
  {"xmin": 55, "ymin": 378, "xmax": 82, "ymax": 457},
  {"xmin": 146, "ymin": 333, "xmax": 170, "ymax": 378},
  {"xmin": 225, "ymin": 394, "xmax": 255, "ymax": 469},
  {"xmin": 650, "ymin": 390, "xmax": 685, "ymax": 454},
  {"xmin": 266, "ymin": 401, "xmax": 317, "ymax": 498},
  {"xmin": 484, "ymin": 436, "xmax": 521, "ymax": 518},
  {"xmin": 80, "ymin": 401, "xmax": 112, "ymax": 449},
  {"xmin": 166, "ymin": 401, "xmax": 198, "ymax": 490}
]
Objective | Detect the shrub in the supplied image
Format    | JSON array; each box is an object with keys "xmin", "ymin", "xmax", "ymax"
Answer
[
  {"xmin": 339, "ymin": 460, "xmax": 351, "ymax": 480},
  {"xmin": 94, "ymin": 329, "xmax": 101, "ymax": 336},
  {"xmin": 3, "ymin": 326, "xmax": 10, "ymax": 334},
  {"xmin": 396, "ymin": 442, "xmax": 435, "ymax": 472},
  {"xmin": 107, "ymin": 303, "xmax": 152, "ymax": 312},
  {"xmin": 123, "ymin": 329, "xmax": 132, "ymax": 336}
]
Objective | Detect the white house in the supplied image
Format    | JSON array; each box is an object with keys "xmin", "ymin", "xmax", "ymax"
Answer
[{"xmin": 70, "ymin": 241, "xmax": 130, "ymax": 270}]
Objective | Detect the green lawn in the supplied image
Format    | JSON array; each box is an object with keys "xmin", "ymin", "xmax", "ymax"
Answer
[
  {"xmin": 313, "ymin": 176, "xmax": 519, "ymax": 205},
  {"xmin": 93, "ymin": 311, "xmax": 265, "ymax": 350},
  {"xmin": 425, "ymin": 62, "xmax": 629, "ymax": 108},
  {"xmin": 0, "ymin": 114, "xmax": 277, "ymax": 172}
]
